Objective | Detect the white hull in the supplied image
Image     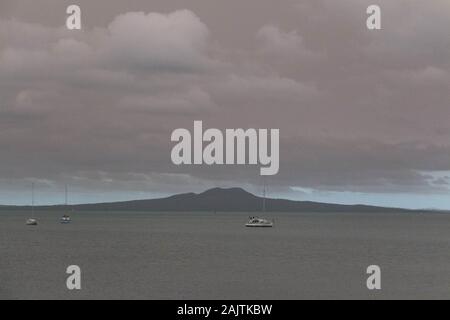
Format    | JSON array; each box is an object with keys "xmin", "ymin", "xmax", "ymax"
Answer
[
  {"xmin": 246, "ymin": 217, "xmax": 274, "ymax": 228},
  {"xmin": 60, "ymin": 217, "xmax": 71, "ymax": 224},
  {"xmin": 26, "ymin": 219, "xmax": 38, "ymax": 226},
  {"xmin": 245, "ymin": 223, "xmax": 273, "ymax": 228}
]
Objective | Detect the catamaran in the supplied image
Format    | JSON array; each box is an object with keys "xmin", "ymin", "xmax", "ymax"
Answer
[
  {"xmin": 245, "ymin": 182, "xmax": 274, "ymax": 228},
  {"xmin": 26, "ymin": 183, "xmax": 38, "ymax": 226},
  {"xmin": 60, "ymin": 185, "xmax": 72, "ymax": 224}
]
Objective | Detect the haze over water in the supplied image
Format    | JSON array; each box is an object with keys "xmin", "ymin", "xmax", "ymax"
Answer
[{"xmin": 1, "ymin": 211, "xmax": 450, "ymax": 299}]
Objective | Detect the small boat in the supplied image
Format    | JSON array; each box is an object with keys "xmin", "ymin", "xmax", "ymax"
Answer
[
  {"xmin": 245, "ymin": 181, "xmax": 274, "ymax": 228},
  {"xmin": 246, "ymin": 216, "xmax": 273, "ymax": 228},
  {"xmin": 60, "ymin": 185, "xmax": 72, "ymax": 224},
  {"xmin": 26, "ymin": 183, "xmax": 38, "ymax": 226},
  {"xmin": 26, "ymin": 218, "xmax": 38, "ymax": 226},
  {"xmin": 60, "ymin": 214, "xmax": 71, "ymax": 224}
]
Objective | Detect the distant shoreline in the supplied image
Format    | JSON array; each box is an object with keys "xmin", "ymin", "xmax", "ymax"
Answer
[{"xmin": 0, "ymin": 187, "xmax": 443, "ymax": 214}]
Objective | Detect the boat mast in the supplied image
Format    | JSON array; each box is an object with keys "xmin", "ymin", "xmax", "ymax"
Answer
[
  {"xmin": 65, "ymin": 184, "xmax": 68, "ymax": 207},
  {"xmin": 31, "ymin": 182, "xmax": 35, "ymax": 218},
  {"xmin": 262, "ymin": 179, "xmax": 266, "ymax": 213}
]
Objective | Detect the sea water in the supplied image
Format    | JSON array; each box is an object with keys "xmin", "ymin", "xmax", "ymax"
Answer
[{"xmin": 1, "ymin": 211, "xmax": 450, "ymax": 299}]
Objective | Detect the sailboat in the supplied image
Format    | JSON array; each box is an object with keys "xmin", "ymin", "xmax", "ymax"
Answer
[
  {"xmin": 60, "ymin": 185, "xmax": 72, "ymax": 224},
  {"xmin": 26, "ymin": 183, "xmax": 38, "ymax": 226},
  {"xmin": 245, "ymin": 181, "xmax": 274, "ymax": 228}
]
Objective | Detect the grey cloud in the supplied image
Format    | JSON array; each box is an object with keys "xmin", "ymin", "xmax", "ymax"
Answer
[
  {"xmin": 257, "ymin": 25, "xmax": 304, "ymax": 55},
  {"xmin": 0, "ymin": 1, "xmax": 449, "ymax": 202},
  {"xmin": 97, "ymin": 10, "xmax": 213, "ymax": 73}
]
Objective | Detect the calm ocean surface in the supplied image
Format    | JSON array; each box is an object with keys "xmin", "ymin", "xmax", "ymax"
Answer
[{"xmin": 1, "ymin": 211, "xmax": 450, "ymax": 300}]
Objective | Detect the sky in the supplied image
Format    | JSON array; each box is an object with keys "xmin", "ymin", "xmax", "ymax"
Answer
[{"xmin": 0, "ymin": 0, "xmax": 449, "ymax": 209}]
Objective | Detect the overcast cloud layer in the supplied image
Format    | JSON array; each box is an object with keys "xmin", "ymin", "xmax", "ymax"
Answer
[{"xmin": 0, "ymin": 0, "xmax": 449, "ymax": 208}]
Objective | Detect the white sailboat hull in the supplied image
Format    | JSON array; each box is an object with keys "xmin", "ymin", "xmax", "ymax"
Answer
[
  {"xmin": 60, "ymin": 217, "xmax": 71, "ymax": 223},
  {"xmin": 26, "ymin": 218, "xmax": 38, "ymax": 226},
  {"xmin": 245, "ymin": 223, "xmax": 273, "ymax": 228},
  {"xmin": 245, "ymin": 217, "xmax": 274, "ymax": 228}
]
